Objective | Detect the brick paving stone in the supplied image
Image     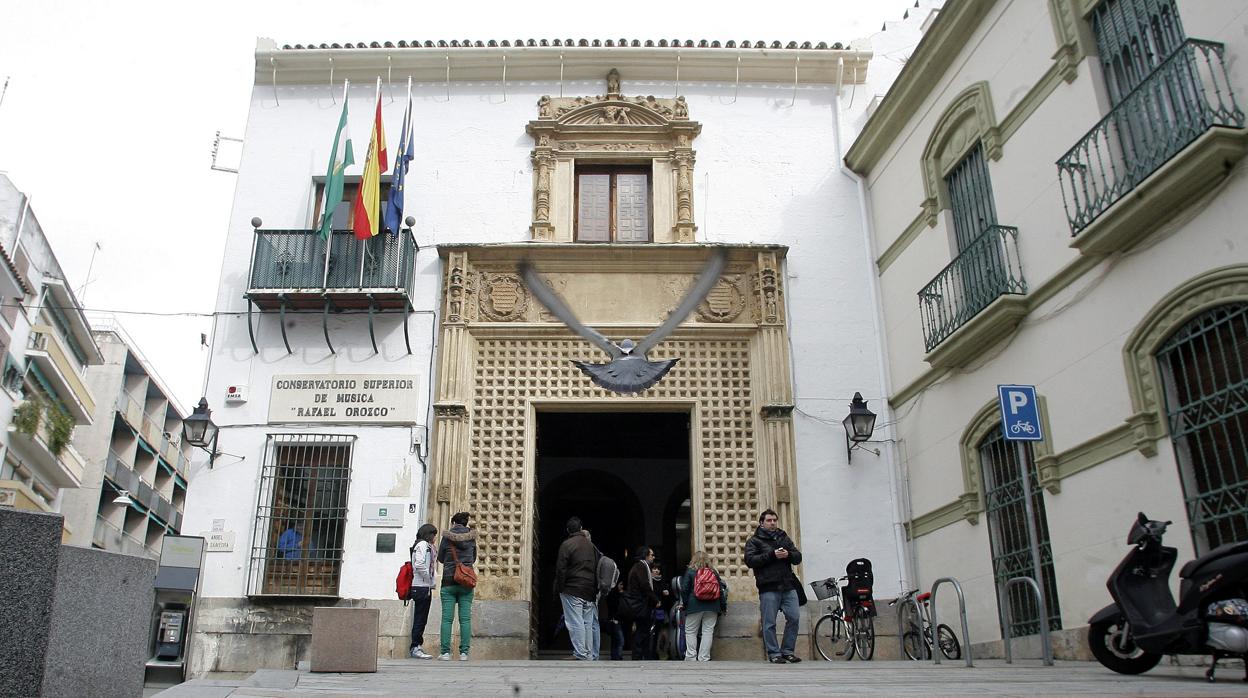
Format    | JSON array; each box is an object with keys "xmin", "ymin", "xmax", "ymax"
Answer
[{"xmin": 154, "ymin": 659, "xmax": 1248, "ymax": 697}]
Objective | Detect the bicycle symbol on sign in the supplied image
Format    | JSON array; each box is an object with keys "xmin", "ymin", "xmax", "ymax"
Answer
[{"xmin": 1010, "ymin": 421, "xmax": 1036, "ymax": 435}]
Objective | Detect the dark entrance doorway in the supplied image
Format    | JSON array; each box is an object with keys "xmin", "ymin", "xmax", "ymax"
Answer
[{"xmin": 533, "ymin": 410, "xmax": 691, "ymax": 656}]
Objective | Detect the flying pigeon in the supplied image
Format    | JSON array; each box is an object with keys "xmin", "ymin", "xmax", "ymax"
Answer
[{"xmin": 519, "ymin": 249, "xmax": 728, "ymax": 394}]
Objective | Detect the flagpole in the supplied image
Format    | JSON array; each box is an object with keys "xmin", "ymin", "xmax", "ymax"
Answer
[
  {"xmin": 359, "ymin": 77, "xmax": 382, "ymax": 288},
  {"xmin": 396, "ymin": 76, "xmax": 413, "ymax": 289},
  {"xmin": 325, "ymin": 78, "xmax": 350, "ymax": 289}
]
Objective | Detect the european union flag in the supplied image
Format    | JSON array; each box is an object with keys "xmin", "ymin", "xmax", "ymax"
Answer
[{"xmin": 383, "ymin": 88, "xmax": 414, "ymax": 237}]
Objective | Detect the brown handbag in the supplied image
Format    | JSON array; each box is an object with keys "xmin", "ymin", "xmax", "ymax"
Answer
[{"xmin": 448, "ymin": 544, "xmax": 477, "ymax": 589}]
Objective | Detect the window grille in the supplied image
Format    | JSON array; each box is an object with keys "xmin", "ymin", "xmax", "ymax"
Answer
[
  {"xmin": 1091, "ymin": 0, "xmax": 1185, "ymax": 104},
  {"xmin": 1156, "ymin": 303, "xmax": 1248, "ymax": 553},
  {"xmin": 980, "ymin": 427, "xmax": 1062, "ymax": 638},
  {"xmin": 247, "ymin": 434, "xmax": 355, "ymax": 597},
  {"xmin": 945, "ymin": 143, "xmax": 998, "ymax": 252}
]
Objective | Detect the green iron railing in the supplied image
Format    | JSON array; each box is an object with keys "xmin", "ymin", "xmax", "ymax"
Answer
[
  {"xmin": 919, "ymin": 225, "xmax": 1026, "ymax": 353},
  {"xmin": 980, "ymin": 430, "xmax": 1062, "ymax": 638},
  {"xmin": 1057, "ymin": 39, "xmax": 1245, "ymax": 235},
  {"xmin": 1156, "ymin": 303, "xmax": 1248, "ymax": 553},
  {"xmin": 248, "ymin": 229, "xmax": 417, "ymax": 297}
]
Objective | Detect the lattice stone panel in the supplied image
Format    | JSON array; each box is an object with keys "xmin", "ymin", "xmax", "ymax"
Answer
[{"xmin": 470, "ymin": 336, "xmax": 757, "ymax": 579}]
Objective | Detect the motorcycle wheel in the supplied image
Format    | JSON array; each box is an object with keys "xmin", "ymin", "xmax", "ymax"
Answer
[{"xmin": 1088, "ymin": 618, "xmax": 1162, "ymax": 675}]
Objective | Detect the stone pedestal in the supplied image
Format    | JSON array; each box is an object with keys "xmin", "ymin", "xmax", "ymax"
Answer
[{"xmin": 310, "ymin": 607, "xmax": 379, "ymax": 673}]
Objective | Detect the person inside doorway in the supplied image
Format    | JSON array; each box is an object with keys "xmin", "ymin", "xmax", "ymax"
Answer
[
  {"xmin": 555, "ymin": 516, "xmax": 599, "ymax": 660},
  {"xmin": 623, "ymin": 546, "xmax": 661, "ymax": 660},
  {"xmin": 438, "ymin": 511, "xmax": 477, "ymax": 661},
  {"xmin": 744, "ymin": 508, "xmax": 803, "ymax": 663}
]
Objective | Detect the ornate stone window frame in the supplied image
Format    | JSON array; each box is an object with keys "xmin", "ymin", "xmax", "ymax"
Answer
[
  {"xmin": 957, "ymin": 396, "xmax": 1058, "ymax": 524},
  {"xmin": 920, "ymin": 81, "xmax": 1002, "ymax": 226},
  {"xmin": 1122, "ymin": 265, "xmax": 1248, "ymax": 457},
  {"xmin": 525, "ymin": 70, "xmax": 702, "ymax": 243}
]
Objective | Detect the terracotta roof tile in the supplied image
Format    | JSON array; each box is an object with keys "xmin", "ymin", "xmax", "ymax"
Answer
[{"xmin": 281, "ymin": 38, "xmax": 846, "ymax": 51}]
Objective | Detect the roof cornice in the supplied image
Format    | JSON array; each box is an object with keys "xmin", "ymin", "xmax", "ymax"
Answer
[
  {"xmin": 255, "ymin": 39, "xmax": 872, "ymax": 87},
  {"xmin": 844, "ymin": 0, "xmax": 997, "ymax": 175}
]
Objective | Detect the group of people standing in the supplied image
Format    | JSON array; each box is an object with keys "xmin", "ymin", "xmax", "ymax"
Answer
[
  {"xmin": 406, "ymin": 508, "xmax": 805, "ymax": 664},
  {"xmin": 556, "ymin": 517, "xmax": 728, "ymax": 661},
  {"xmin": 406, "ymin": 511, "xmax": 477, "ymax": 661}
]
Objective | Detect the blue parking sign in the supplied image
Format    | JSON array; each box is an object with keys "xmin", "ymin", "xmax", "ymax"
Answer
[{"xmin": 998, "ymin": 385, "xmax": 1043, "ymax": 441}]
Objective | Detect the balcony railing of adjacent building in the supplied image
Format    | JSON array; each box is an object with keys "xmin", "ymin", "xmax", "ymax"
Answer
[
  {"xmin": 919, "ymin": 225, "xmax": 1027, "ymax": 353},
  {"xmin": 26, "ymin": 326, "xmax": 96, "ymax": 421},
  {"xmin": 246, "ymin": 229, "xmax": 417, "ymax": 311},
  {"xmin": 1058, "ymin": 39, "xmax": 1245, "ymax": 235},
  {"xmin": 104, "ymin": 450, "xmax": 178, "ymax": 526},
  {"xmin": 115, "ymin": 394, "xmax": 186, "ymax": 476}
]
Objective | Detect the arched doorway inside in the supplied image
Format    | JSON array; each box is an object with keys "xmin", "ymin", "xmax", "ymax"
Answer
[{"xmin": 533, "ymin": 410, "xmax": 690, "ymax": 656}]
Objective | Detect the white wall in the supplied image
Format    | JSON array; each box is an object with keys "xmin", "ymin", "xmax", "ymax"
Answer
[
  {"xmin": 185, "ymin": 63, "xmax": 904, "ymax": 600},
  {"xmin": 863, "ymin": 0, "xmax": 1248, "ymax": 644}
]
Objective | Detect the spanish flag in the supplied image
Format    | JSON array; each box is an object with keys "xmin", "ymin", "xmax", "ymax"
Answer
[{"xmin": 352, "ymin": 81, "xmax": 388, "ymax": 240}]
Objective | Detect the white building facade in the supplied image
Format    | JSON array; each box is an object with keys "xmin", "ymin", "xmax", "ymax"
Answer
[
  {"xmin": 847, "ymin": 0, "xmax": 1248, "ymax": 659},
  {"xmin": 0, "ymin": 175, "xmax": 102, "ymax": 540},
  {"xmin": 183, "ymin": 16, "xmax": 940, "ymax": 671}
]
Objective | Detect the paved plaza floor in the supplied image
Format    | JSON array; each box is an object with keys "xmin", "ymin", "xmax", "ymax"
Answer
[{"xmin": 155, "ymin": 658, "xmax": 1248, "ymax": 697}]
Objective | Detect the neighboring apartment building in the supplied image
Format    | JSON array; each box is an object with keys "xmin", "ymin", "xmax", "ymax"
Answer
[
  {"xmin": 181, "ymin": 13, "xmax": 938, "ymax": 672},
  {"xmin": 0, "ymin": 174, "xmax": 101, "ymax": 541},
  {"xmin": 59, "ymin": 317, "xmax": 190, "ymax": 558},
  {"xmin": 845, "ymin": 0, "xmax": 1248, "ymax": 658}
]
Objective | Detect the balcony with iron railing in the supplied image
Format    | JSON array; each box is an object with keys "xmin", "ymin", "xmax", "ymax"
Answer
[
  {"xmin": 26, "ymin": 326, "xmax": 96, "ymax": 422},
  {"xmin": 1058, "ymin": 39, "xmax": 1248, "ymax": 255},
  {"xmin": 919, "ymin": 225, "xmax": 1028, "ymax": 368},
  {"xmin": 246, "ymin": 228, "xmax": 417, "ymax": 311}
]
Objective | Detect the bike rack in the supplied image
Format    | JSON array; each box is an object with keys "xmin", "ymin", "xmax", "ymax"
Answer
[
  {"xmin": 929, "ymin": 577, "xmax": 973, "ymax": 667},
  {"xmin": 1001, "ymin": 576, "xmax": 1054, "ymax": 666}
]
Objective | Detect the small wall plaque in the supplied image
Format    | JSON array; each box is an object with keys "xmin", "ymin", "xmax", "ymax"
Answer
[
  {"xmin": 376, "ymin": 533, "xmax": 396, "ymax": 553},
  {"xmin": 361, "ymin": 503, "xmax": 404, "ymax": 528}
]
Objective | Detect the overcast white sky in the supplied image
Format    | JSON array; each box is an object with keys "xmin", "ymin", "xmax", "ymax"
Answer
[{"xmin": 0, "ymin": 0, "xmax": 919, "ymax": 411}]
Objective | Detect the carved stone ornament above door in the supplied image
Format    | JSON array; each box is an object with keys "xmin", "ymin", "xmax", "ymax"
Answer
[{"xmin": 526, "ymin": 69, "xmax": 702, "ymax": 244}]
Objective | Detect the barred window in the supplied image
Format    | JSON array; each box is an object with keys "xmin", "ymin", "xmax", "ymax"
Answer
[
  {"xmin": 248, "ymin": 434, "xmax": 354, "ymax": 597},
  {"xmin": 1156, "ymin": 303, "xmax": 1248, "ymax": 553},
  {"xmin": 980, "ymin": 427, "xmax": 1062, "ymax": 638},
  {"xmin": 945, "ymin": 143, "xmax": 998, "ymax": 252},
  {"xmin": 1091, "ymin": 0, "xmax": 1185, "ymax": 104}
]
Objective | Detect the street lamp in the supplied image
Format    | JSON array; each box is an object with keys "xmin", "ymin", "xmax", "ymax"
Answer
[
  {"xmin": 843, "ymin": 392, "xmax": 877, "ymax": 462},
  {"xmin": 182, "ymin": 397, "xmax": 220, "ymax": 467}
]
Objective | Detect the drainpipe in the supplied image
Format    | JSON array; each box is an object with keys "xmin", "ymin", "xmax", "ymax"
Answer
[{"xmin": 832, "ymin": 57, "xmax": 915, "ymax": 593}]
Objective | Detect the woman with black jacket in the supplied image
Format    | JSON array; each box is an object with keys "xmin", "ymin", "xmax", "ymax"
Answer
[{"xmin": 622, "ymin": 546, "xmax": 660, "ymax": 660}]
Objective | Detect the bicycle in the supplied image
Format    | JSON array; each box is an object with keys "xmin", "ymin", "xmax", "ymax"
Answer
[
  {"xmin": 890, "ymin": 589, "xmax": 962, "ymax": 661},
  {"xmin": 810, "ymin": 576, "xmax": 855, "ymax": 660},
  {"xmin": 809, "ymin": 576, "xmax": 875, "ymax": 660}
]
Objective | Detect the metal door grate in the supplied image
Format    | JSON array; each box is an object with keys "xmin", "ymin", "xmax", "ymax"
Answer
[
  {"xmin": 1157, "ymin": 303, "xmax": 1248, "ymax": 553},
  {"xmin": 247, "ymin": 434, "xmax": 355, "ymax": 596},
  {"xmin": 980, "ymin": 428, "xmax": 1062, "ymax": 638},
  {"xmin": 1092, "ymin": 0, "xmax": 1185, "ymax": 104},
  {"xmin": 945, "ymin": 143, "xmax": 998, "ymax": 252}
]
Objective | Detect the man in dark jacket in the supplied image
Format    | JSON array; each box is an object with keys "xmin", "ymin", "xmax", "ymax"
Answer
[
  {"xmin": 743, "ymin": 508, "xmax": 803, "ymax": 663},
  {"xmin": 555, "ymin": 516, "xmax": 599, "ymax": 660}
]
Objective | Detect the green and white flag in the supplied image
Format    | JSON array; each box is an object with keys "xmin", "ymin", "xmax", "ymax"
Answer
[{"xmin": 318, "ymin": 81, "xmax": 355, "ymax": 240}]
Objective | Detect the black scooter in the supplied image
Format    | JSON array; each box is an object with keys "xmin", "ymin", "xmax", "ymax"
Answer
[{"xmin": 1089, "ymin": 513, "xmax": 1248, "ymax": 681}]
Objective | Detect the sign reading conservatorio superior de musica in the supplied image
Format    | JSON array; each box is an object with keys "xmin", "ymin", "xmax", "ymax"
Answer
[{"xmin": 268, "ymin": 374, "xmax": 419, "ymax": 424}]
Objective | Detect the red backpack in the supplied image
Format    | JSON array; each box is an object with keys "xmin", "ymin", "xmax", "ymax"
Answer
[
  {"xmin": 693, "ymin": 567, "xmax": 720, "ymax": 601},
  {"xmin": 396, "ymin": 561, "xmax": 414, "ymax": 604}
]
